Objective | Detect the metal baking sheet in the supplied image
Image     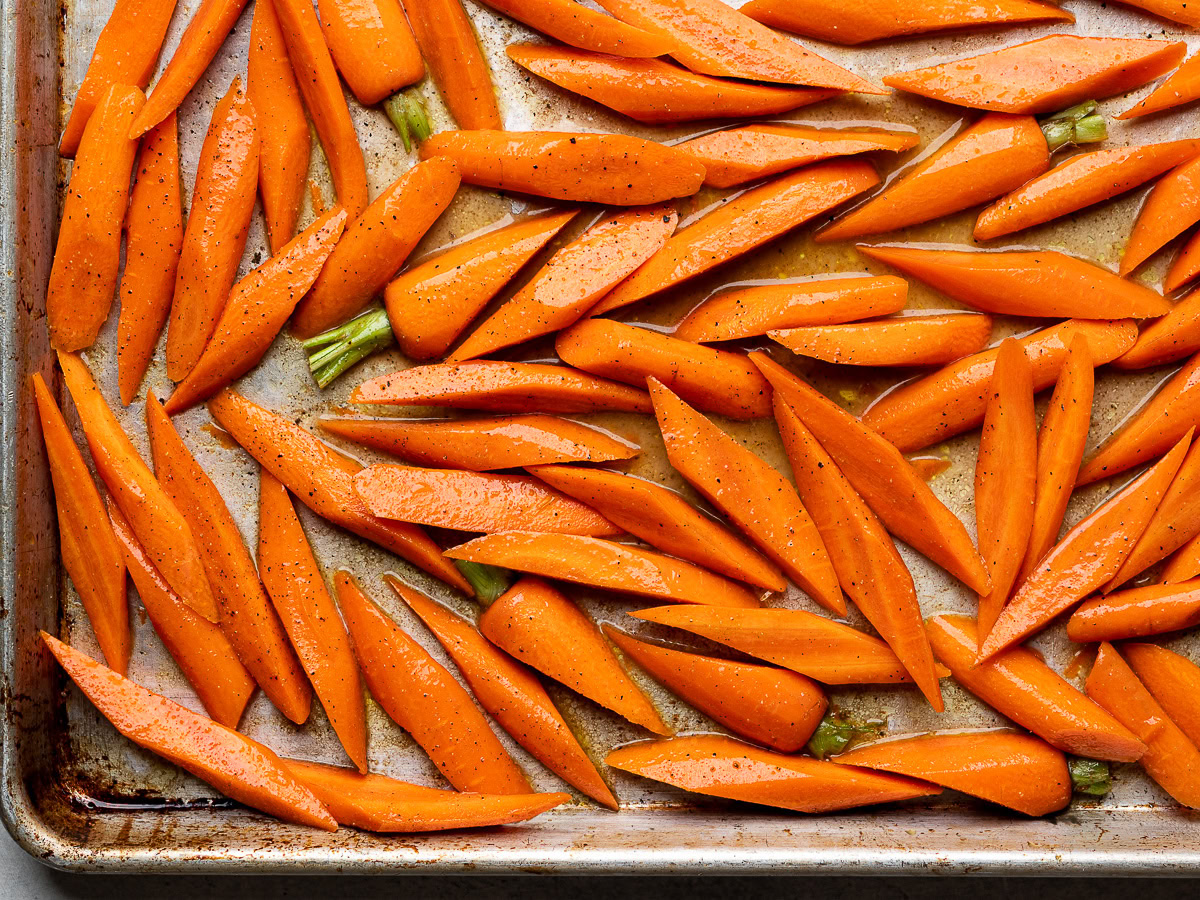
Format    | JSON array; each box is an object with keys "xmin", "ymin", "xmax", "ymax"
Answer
[{"xmin": 3, "ymin": 0, "xmax": 1200, "ymax": 874}]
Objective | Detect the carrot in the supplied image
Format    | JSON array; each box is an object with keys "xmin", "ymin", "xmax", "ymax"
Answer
[
  {"xmin": 483, "ymin": 0, "xmax": 672, "ymax": 56},
  {"xmin": 58, "ymin": 352, "xmax": 219, "ymax": 622},
  {"xmin": 740, "ymin": 0, "xmax": 1072, "ymax": 44},
  {"xmin": 1068, "ymin": 580, "xmax": 1200, "ymax": 642},
  {"xmin": 450, "ymin": 206, "xmax": 678, "ymax": 362},
  {"xmin": 1120, "ymin": 49, "xmax": 1200, "ymax": 119},
  {"xmin": 320, "ymin": 414, "xmax": 639, "ymax": 470},
  {"xmin": 831, "ymin": 731, "xmax": 1070, "ymax": 816},
  {"xmin": 419, "ymin": 131, "xmax": 704, "ymax": 206},
  {"xmin": 907, "ymin": 455, "xmax": 951, "ymax": 482},
  {"xmin": 1106, "ymin": 0, "xmax": 1200, "ymax": 26},
  {"xmin": 751, "ymin": 352, "xmax": 991, "ymax": 594},
  {"xmin": 1086, "ymin": 642, "xmax": 1200, "ymax": 808},
  {"xmin": 507, "ymin": 46, "xmax": 838, "ymax": 126},
  {"xmin": 1123, "ymin": 642, "xmax": 1200, "ymax": 750},
  {"xmin": 258, "ymin": 471, "xmax": 365, "ymax": 771},
  {"xmin": 884, "ymin": 35, "xmax": 1186, "ymax": 114},
  {"xmin": 558, "ymin": 320, "xmax": 772, "ymax": 420},
  {"xmin": 528, "ymin": 465, "xmax": 784, "ymax": 591},
  {"xmin": 1169, "ymin": 230, "xmax": 1200, "ymax": 292},
  {"xmin": 32, "ymin": 374, "xmax": 128, "ymax": 673},
  {"xmin": 772, "ymin": 313, "xmax": 991, "ymax": 368},
  {"xmin": 386, "ymin": 211, "xmax": 577, "ymax": 360},
  {"xmin": 291, "ymin": 158, "xmax": 460, "ymax": 338},
  {"xmin": 351, "ymin": 361, "xmax": 653, "ymax": 414},
  {"xmin": 1123, "ymin": 157, "xmax": 1200, "ymax": 278},
  {"xmin": 108, "ymin": 501, "xmax": 255, "ymax": 728},
  {"xmin": 604, "ymin": 627, "xmax": 827, "ymax": 752},
  {"xmin": 447, "ymin": 533, "xmax": 760, "ymax": 609},
  {"xmin": 402, "ymin": 0, "xmax": 500, "ymax": 129},
  {"xmin": 283, "ymin": 759, "xmax": 569, "ymax": 831},
  {"xmin": 207, "ymin": 389, "xmax": 472, "ymax": 594},
  {"xmin": 817, "ymin": 114, "xmax": 1050, "ymax": 243},
  {"xmin": 247, "ymin": 0, "xmax": 310, "ymax": 255},
  {"xmin": 1164, "ymin": 532, "xmax": 1200, "ymax": 583},
  {"xmin": 674, "ymin": 275, "xmax": 908, "ymax": 343},
  {"xmin": 591, "ymin": 160, "xmax": 879, "ymax": 316},
  {"xmin": 649, "ymin": 379, "xmax": 841, "ymax": 612},
  {"xmin": 862, "ymin": 318, "xmax": 1135, "ymax": 453},
  {"xmin": 47, "ymin": 84, "xmax": 144, "ymax": 352},
  {"xmin": 271, "ymin": 0, "xmax": 369, "ymax": 217},
  {"xmin": 926, "ymin": 614, "xmax": 1146, "ymax": 761},
  {"xmin": 319, "ymin": 0, "xmax": 423, "ymax": 105},
  {"xmin": 335, "ymin": 571, "xmax": 530, "ymax": 793},
  {"xmin": 1115, "ymin": 290, "xmax": 1200, "ymax": 371}
]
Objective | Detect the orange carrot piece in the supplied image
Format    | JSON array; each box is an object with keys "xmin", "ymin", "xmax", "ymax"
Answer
[
  {"xmin": 605, "ymin": 626, "xmax": 827, "ymax": 752},
  {"xmin": 41, "ymin": 632, "xmax": 336, "ymax": 830},
  {"xmin": 1121, "ymin": 156, "xmax": 1200, "ymax": 277},
  {"xmin": 1108, "ymin": 0, "xmax": 1200, "ymax": 26},
  {"xmin": 649, "ymin": 379, "xmax": 841, "ymax": 612},
  {"xmin": 319, "ymin": 414, "xmax": 639, "ymax": 470},
  {"xmin": 1123, "ymin": 642, "xmax": 1200, "ymax": 750},
  {"xmin": 1169, "ymin": 230, "xmax": 1200, "ymax": 292},
  {"xmin": 403, "ymin": 0, "xmax": 501, "ymax": 129},
  {"xmin": 818, "ymin": 114, "xmax": 1049, "ymax": 243},
  {"xmin": 772, "ymin": 313, "xmax": 991, "ymax": 368},
  {"xmin": 259, "ymin": 471, "xmax": 366, "ymax": 772},
  {"xmin": 752, "ymin": 352, "xmax": 991, "ymax": 595},
  {"xmin": 108, "ymin": 501, "xmax": 255, "ymax": 728},
  {"xmin": 395, "ymin": 578, "xmax": 617, "ymax": 808},
  {"xmin": 386, "ymin": 211, "xmax": 577, "ymax": 360},
  {"xmin": 884, "ymin": 35, "xmax": 1186, "ymax": 114},
  {"xmin": 832, "ymin": 731, "xmax": 1070, "ymax": 816},
  {"xmin": 926, "ymin": 614, "xmax": 1146, "ymax": 761},
  {"xmin": 47, "ymin": 85, "xmax": 144, "ymax": 352},
  {"xmin": 207, "ymin": 390, "xmax": 472, "ymax": 593},
  {"xmin": 450, "ymin": 205, "xmax": 678, "ymax": 361},
  {"xmin": 528, "ymin": 464, "xmax": 784, "ymax": 591},
  {"xmin": 907, "ymin": 455, "xmax": 951, "ymax": 481},
  {"xmin": 59, "ymin": 352, "xmax": 218, "ymax": 622},
  {"xmin": 1115, "ymin": 289, "xmax": 1200, "ymax": 371},
  {"xmin": 477, "ymin": 577, "xmax": 670, "ymax": 735},
  {"xmin": 1120, "ymin": 49, "xmax": 1200, "ymax": 119},
  {"xmin": 419, "ymin": 131, "xmax": 704, "ymax": 206},
  {"xmin": 1068, "ymin": 580, "xmax": 1200, "ymax": 642},
  {"xmin": 352, "ymin": 361, "xmax": 653, "ymax": 414},
  {"xmin": 319, "ymin": 0, "xmax": 423, "ymax": 105},
  {"xmin": 1164, "ymin": 531, "xmax": 1200, "ymax": 583},
  {"xmin": 33, "ymin": 374, "xmax": 128, "ymax": 673},
  {"xmin": 862, "ymin": 318, "xmax": 1135, "ymax": 453},
  {"xmin": 558, "ymin": 319, "xmax": 772, "ymax": 420},
  {"xmin": 484, "ymin": 0, "xmax": 673, "ymax": 56},
  {"xmin": 1086, "ymin": 642, "xmax": 1200, "ymax": 808},
  {"xmin": 447, "ymin": 533, "xmax": 760, "ymax": 609},
  {"xmin": 507, "ymin": 46, "xmax": 838, "ymax": 126},
  {"xmin": 674, "ymin": 276, "xmax": 908, "ymax": 343},
  {"xmin": 592, "ymin": 160, "xmax": 879, "ymax": 315}
]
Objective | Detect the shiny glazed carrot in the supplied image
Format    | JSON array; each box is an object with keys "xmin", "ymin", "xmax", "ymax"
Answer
[
  {"xmin": 926, "ymin": 614, "xmax": 1146, "ymax": 762},
  {"xmin": 559, "ymin": 320, "xmax": 772, "ymax": 420},
  {"xmin": 1120, "ymin": 49, "xmax": 1200, "ymax": 119},
  {"xmin": 604, "ymin": 626, "xmax": 827, "ymax": 752},
  {"xmin": 483, "ymin": 0, "xmax": 673, "ymax": 56},
  {"xmin": 477, "ymin": 577, "xmax": 670, "ymax": 735},
  {"xmin": 884, "ymin": 35, "xmax": 1185, "ymax": 113},
  {"xmin": 403, "ymin": 0, "xmax": 501, "ymax": 129},
  {"xmin": 772, "ymin": 313, "xmax": 991, "ymax": 367},
  {"xmin": 335, "ymin": 572, "xmax": 530, "ymax": 793},
  {"xmin": 33, "ymin": 374, "xmax": 128, "ymax": 673},
  {"xmin": 649, "ymin": 379, "xmax": 841, "ymax": 613},
  {"xmin": 47, "ymin": 84, "xmax": 144, "ymax": 352},
  {"xmin": 1114, "ymin": 289, "xmax": 1200, "ymax": 371},
  {"xmin": 207, "ymin": 390, "xmax": 472, "ymax": 593},
  {"xmin": 1123, "ymin": 642, "xmax": 1200, "ymax": 749},
  {"xmin": 450, "ymin": 205, "xmax": 678, "ymax": 361},
  {"xmin": 1067, "ymin": 580, "xmax": 1200, "ymax": 642},
  {"xmin": 1164, "ymin": 532, "xmax": 1200, "ymax": 583},
  {"xmin": 1107, "ymin": 0, "xmax": 1200, "ymax": 26},
  {"xmin": 1122, "ymin": 155, "xmax": 1200, "ymax": 277},
  {"xmin": 319, "ymin": 0, "xmax": 423, "ymax": 105},
  {"xmin": 1169, "ymin": 231, "xmax": 1200, "ymax": 292}
]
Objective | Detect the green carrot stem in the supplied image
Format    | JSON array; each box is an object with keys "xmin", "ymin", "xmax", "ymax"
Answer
[
  {"xmin": 453, "ymin": 560, "xmax": 512, "ymax": 606},
  {"xmin": 1040, "ymin": 100, "xmax": 1107, "ymax": 152},
  {"xmin": 1068, "ymin": 758, "xmax": 1112, "ymax": 796},
  {"xmin": 805, "ymin": 712, "xmax": 883, "ymax": 760},
  {"xmin": 302, "ymin": 307, "xmax": 394, "ymax": 389},
  {"xmin": 385, "ymin": 90, "xmax": 432, "ymax": 153}
]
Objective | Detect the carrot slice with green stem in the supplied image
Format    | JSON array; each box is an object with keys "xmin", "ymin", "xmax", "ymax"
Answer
[
  {"xmin": 1068, "ymin": 580, "xmax": 1200, "ymax": 642},
  {"xmin": 41, "ymin": 632, "xmax": 336, "ymax": 830},
  {"xmin": 319, "ymin": 0, "xmax": 423, "ymax": 105},
  {"xmin": 772, "ymin": 313, "xmax": 991, "ymax": 368},
  {"xmin": 207, "ymin": 389, "xmax": 473, "ymax": 594},
  {"xmin": 1164, "ymin": 532, "xmax": 1200, "ymax": 583},
  {"xmin": 1120, "ymin": 155, "xmax": 1200, "ymax": 277},
  {"xmin": 1120, "ymin": 49, "xmax": 1200, "ymax": 119},
  {"xmin": 403, "ymin": 0, "xmax": 500, "ymax": 129},
  {"xmin": 1114, "ymin": 289, "xmax": 1200, "ymax": 371},
  {"xmin": 1123, "ymin": 642, "xmax": 1200, "ymax": 750},
  {"xmin": 483, "ymin": 0, "xmax": 673, "ymax": 57}
]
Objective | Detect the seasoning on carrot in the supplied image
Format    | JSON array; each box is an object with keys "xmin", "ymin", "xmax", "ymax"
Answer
[
  {"xmin": 402, "ymin": 0, "xmax": 501, "ymax": 129},
  {"xmin": 1114, "ymin": 289, "xmax": 1200, "ymax": 371},
  {"xmin": 319, "ymin": 0, "xmax": 423, "ymax": 105},
  {"xmin": 772, "ymin": 313, "xmax": 991, "ymax": 368},
  {"xmin": 1120, "ymin": 49, "xmax": 1200, "ymax": 119},
  {"xmin": 1105, "ymin": 0, "xmax": 1200, "ymax": 27},
  {"xmin": 1120, "ymin": 155, "xmax": 1200, "ymax": 278},
  {"xmin": 1122, "ymin": 642, "xmax": 1200, "ymax": 749},
  {"xmin": 1067, "ymin": 580, "xmax": 1200, "ymax": 643},
  {"xmin": 1164, "ymin": 531, "xmax": 1200, "ymax": 584}
]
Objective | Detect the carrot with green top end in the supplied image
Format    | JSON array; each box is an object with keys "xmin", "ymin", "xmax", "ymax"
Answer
[
  {"xmin": 319, "ymin": 0, "xmax": 423, "ymax": 105},
  {"xmin": 1120, "ymin": 49, "xmax": 1200, "ymax": 119},
  {"xmin": 403, "ymin": 0, "xmax": 501, "ymax": 129},
  {"xmin": 1120, "ymin": 155, "xmax": 1200, "ymax": 277},
  {"xmin": 1068, "ymin": 580, "xmax": 1200, "ymax": 642},
  {"xmin": 484, "ymin": 0, "xmax": 673, "ymax": 56},
  {"xmin": 1123, "ymin": 643, "xmax": 1200, "ymax": 750},
  {"xmin": 1114, "ymin": 289, "xmax": 1200, "ymax": 371},
  {"xmin": 772, "ymin": 314, "xmax": 991, "ymax": 368}
]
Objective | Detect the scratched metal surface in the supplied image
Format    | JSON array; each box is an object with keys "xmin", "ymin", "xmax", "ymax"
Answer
[{"xmin": 2, "ymin": 0, "xmax": 1200, "ymax": 874}]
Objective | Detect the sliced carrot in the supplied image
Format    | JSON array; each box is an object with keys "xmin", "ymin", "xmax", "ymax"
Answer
[
  {"xmin": 1123, "ymin": 642, "xmax": 1200, "ymax": 750},
  {"xmin": 507, "ymin": 45, "xmax": 838, "ymax": 126},
  {"xmin": 1107, "ymin": 0, "xmax": 1200, "ymax": 26},
  {"xmin": 1169, "ymin": 229, "xmax": 1200, "ymax": 292},
  {"xmin": 862, "ymin": 318, "xmax": 1135, "ymax": 453},
  {"xmin": 1115, "ymin": 289, "xmax": 1200, "ymax": 371},
  {"xmin": 818, "ymin": 114, "xmax": 1050, "ymax": 243},
  {"xmin": 528, "ymin": 464, "xmax": 784, "ymax": 591},
  {"xmin": 418, "ymin": 131, "xmax": 705, "ymax": 206},
  {"xmin": 319, "ymin": 0, "xmax": 423, "ymax": 105},
  {"xmin": 402, "ymin": 0, "xmax": 501, "ymax": 129},
  {"xmin": 559, "ymin": 320, "xmax": 772, "ymax": 420},
  {"xmin": 832, "ymin": 731, "xmax": 1070, "ymax": 816},
  {"xmin": 592, "ymin": 160, "xmax": 879, "ymax": 315},
  {"xmin": 477, "ymin": 577, "xmax": 670, "ymax": 735},
  {"xmin": 649, "ymin": 379, "xmax": 841, "ymax": 612},
  {"xmin": 450, "ymin": 205, "xmax": 678, "ymax": 361},
  {"xmin": 291, "ymin": 158, "xmax": 460, "ymax": 338},
  {"xmin": 482, "ymin": 0, "xmax": 673, "ymax": 57},
  {"xmin": 335, "ymin": 571, "xmax": 530, "ymax": 793},
  {"xmin": 673, "ymin": 275, "xmax": 908, "ymax": 343},
  {"xmin": 394, "ymin": 577, "xmax": 617, "ymax": 808},
  {"xmin": 752, "ymin": 352, "xmax": 991, "ymax": 594},
  {"xmin": 1120, "ymin": 49, "xmax": 1200, "ymax": 119},
  {"xmin": 33, "ymin": 374, "xmax": 128, "ymax": 673},
  {"xmin": 1068, "ymin": 580, "xmax": 1200, "ymax": 642},
  {"xmin": 926, "ymin": 614, "xmax": 1146, "ymax": 762},
  {"xmin": 884, "ymin": 35, "xmax": 1186, "ymax": 114},
  {"xmin": 446, "ymin": 533, "xmax": 760, "ymax": 609},
  {"xmin": 907, "ymin": 455, "xmax": 951, "ymax": 481},
  {"xmin": 386, "ymin": 211, "xmax": 577, "ymax": 360},
  {"xmin": 206, "ymin": 389, "xmax": 473, "ymax": 594},
  {"xmin": 1121, "ymin": 156, "xmax": 1200, "ymax": 277},
  {"xmin": 772, "ymin": 313, "xmax": 991, "ymax": 368},
  {"xmin": 1164, "ymin": 531, "xmax": 1200, "ymax": 583},
  {"xmin": 47, "ymin": 84, "xmax": 144, "ymax": 352}
]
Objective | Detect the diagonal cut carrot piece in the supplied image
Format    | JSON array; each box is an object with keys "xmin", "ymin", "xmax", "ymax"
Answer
[
  {"xmin": 1114, "ymin": 288, "xmax": 1200, "ymax": 371},
  {"xmin": 1121, "ymin": 155, "xmax": 1200, "ymax": 277},
  {"xmin": 1164, "ymin": 532, "xmax": 1200, "ymax": 584},
  {"xmin": 319, "ymin": 0, "xmax": 423, "ymax": 105},
  {"xmin": 771, "ymin": 313, "xmax": 991, "ymax": 368},
  {"xmin": 1121, "ymin": 49, "xmax": 1200, "ymax": 119},
  {"xmin": 1106, "ymin": 0, "xmax": 1200, "ymax": 26},
  {"xmin": 403, "ymin": 0, "xmax": 500, "ymax": 129},
  {"xmin": 1169, "ymin": 230, "xmax": 1200, "ymax": 292},
  {"xmin": 482, "ymin": 0, "xmax": 674, "ymax": 56},
  {"xmin": 1123, "ymin": 642, "xmax": 1200, "ymax": 750},
  {"xmin": 1068, "ymin": 580, "xmax": 1200, "ymax": 643}
]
